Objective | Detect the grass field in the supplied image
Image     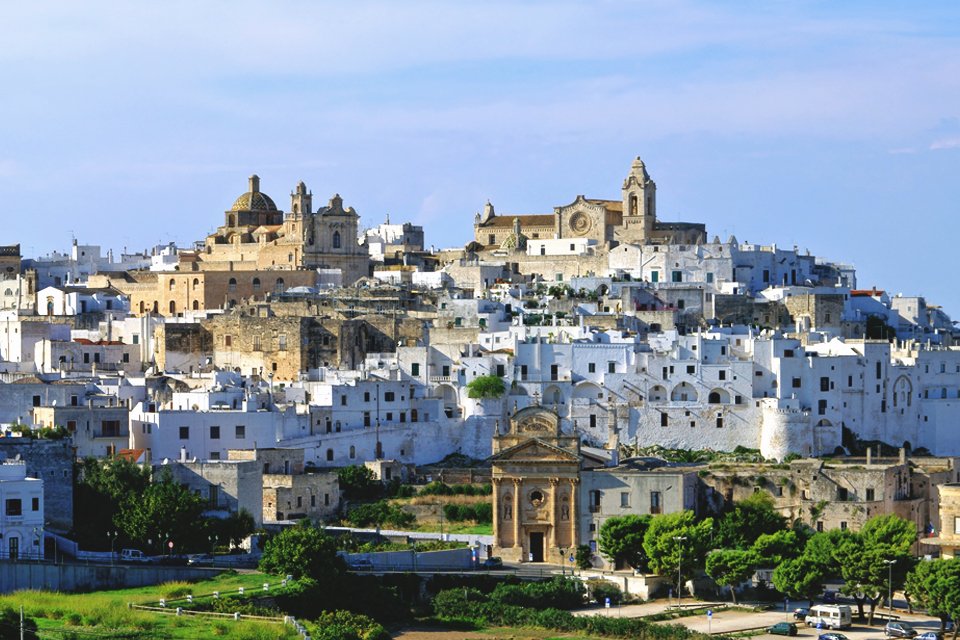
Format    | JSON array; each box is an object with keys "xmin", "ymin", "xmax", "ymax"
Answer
[{"xmin": 0, "ymin": 571, "xmax": 300, "ymax": 639}]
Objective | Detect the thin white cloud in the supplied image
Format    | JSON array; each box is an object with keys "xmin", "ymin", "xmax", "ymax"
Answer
[{"xmin": 930, "ymin": 137, "xmax": 960, "ymax": 150}]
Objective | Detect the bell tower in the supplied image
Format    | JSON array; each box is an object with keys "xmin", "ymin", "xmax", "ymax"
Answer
[
  {"xmin": 290, "ymin": 180, "xmax": 312, "ymax": 218},
  {"xmin": 620, "ymin": 157, "xmax": 657, "ymax": 243}
]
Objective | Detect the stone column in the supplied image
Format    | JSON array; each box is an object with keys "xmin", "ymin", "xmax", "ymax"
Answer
[
  {"xmin": 491, "ymin": 477, "xmax": 501, "ymax": 545},
  {"xmin": 569, "ymin": 477, "xmax": 580, "ymax": 548},
  {"xmin": 513, "ymin": 478, "xmax": 522, "ymax": 552},
  {"xmin": 549, "ymin": 478, "xmax": 559, "ymax": 551}
]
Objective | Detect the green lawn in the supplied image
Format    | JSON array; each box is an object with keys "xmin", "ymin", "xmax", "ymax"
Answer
[{"xmin": 0, "ymin": 571, "xmax": 300, "ymax": 639}]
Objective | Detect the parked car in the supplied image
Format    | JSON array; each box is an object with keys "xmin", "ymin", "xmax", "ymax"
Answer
[
  {"xmin": 885, "ymin": 622, "xmax": 918, "ymax": 638},
  {"xmin": 481, "ymin": 556, "xmax": 504, "ymax": 569},
  {"xmin": 794, "ymin": 607, "xmax": 811, "ymax": 620},
  {"xmin": 768, "ymin": 623, "xmax": 799, "ymax": 636},
  {"xmin": 187, "ymin": 553, "xmax": 214, "ymax": 567},
  {"xmin": 819, "ymin": 633, "xmax": 850, "ymax": 640},
  {"xmin": 917, "ymin": 632, "xmax": 943, "ymax": 640}
]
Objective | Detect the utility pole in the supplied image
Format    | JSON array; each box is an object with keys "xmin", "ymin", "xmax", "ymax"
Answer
[{"xmin": 674, "ymin": 535, "xmax": 687, "ymax": 608}]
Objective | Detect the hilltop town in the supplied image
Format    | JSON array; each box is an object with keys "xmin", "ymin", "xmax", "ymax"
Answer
[{"xmin": 2, "ymin": 157, "xmax": 959, "ymax": 638}]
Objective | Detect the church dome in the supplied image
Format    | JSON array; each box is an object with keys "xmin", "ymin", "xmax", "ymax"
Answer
[{"xmin": 230, "ymin": 175, "xmax": 277, "ymax": 212}]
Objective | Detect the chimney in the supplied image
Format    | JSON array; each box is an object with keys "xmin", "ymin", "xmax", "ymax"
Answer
[
  {"xmin": 249, "ymin": 175, "xmax": 260, "ymax": 192},
  {"xmin": 180, "ymin": 446, "xmax": 187, "ymax": 463},
  {"xmin": 866, "ymin": 448, "xmax": 872, "ymax": 466},
  {"xmin": 899, "ymin": 447, "xmax": 907, "ymax": 465}
]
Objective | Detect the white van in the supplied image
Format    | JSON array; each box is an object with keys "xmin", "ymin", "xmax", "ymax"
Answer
[
  {"xmin": 805, "ymin": 605, "xmax": 853, "ymax": 630},
  {"xmin": 119, "ymin": 548, "xmax": 150, "ymax": 563}
]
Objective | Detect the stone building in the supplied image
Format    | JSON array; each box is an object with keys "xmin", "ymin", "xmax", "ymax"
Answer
[
  {"xmin": 200, "ymin": 176, "xmax": 369, "ymax": 285},
  {"xmin": 490, "ymin": 406, "xmax": 580, "ymax": 563},
  {"xmin": 32, "ymin": 402, "xmax": 130, "ymax": 459},
  {"xmin": 924, "ymin": 483, "xmax": 960, "ymax": 558},
  {"xmin": 226, "ymin": 448, "xmax": 339, "ymax": 523},
  {"xmin": 160, "ymin": 457, "xmax": 264, "ymax": 527}
]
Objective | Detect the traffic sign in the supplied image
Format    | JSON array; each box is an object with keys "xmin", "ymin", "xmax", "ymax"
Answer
[
  {"xmin": 605, "ymin": 597, "xmax": 611, "ymax": 609},
  {"xmin": 707, "ymin": 610, "xmax": 713, "ymax": 618},
  {"xmin": 569, "ymin": 555, "xmax": 575, "ymax": 563}
]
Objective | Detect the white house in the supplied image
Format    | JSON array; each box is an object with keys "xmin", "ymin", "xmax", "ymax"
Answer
[{"xmin": 0, "ymin": 458, "xmax": 44, "ymax": 560}]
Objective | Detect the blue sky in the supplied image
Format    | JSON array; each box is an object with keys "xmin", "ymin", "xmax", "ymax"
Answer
[{"xmin": 2, "ymin": 1, "xmax": 959, "ymax": 313}]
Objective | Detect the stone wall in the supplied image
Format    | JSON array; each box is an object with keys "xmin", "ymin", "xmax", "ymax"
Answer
[{"xmin": 0, "ymin": 439, "xmax": 74, "ymax": 531}]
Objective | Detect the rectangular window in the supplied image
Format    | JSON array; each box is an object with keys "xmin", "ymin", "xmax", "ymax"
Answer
[
  {"xmin": 876, "ymin": 361, "xmax": 882, "ymax": 379},
  {"xmin": 792, "ymin": 378, "xmax": 802, "ymax": 388},
  {"xmin": 32, "ymin": 395, "xmax": 41, "ymax": 407},
  {"xmin": 608, "ymin": 362, "xmax": 616, "ymax": 373},
  {"xmin": 672, "ymin": 271, "xmax": 682, "ymax": 283},
  {"xmin": 364, "ymin": 391, "xmax": 370, "ymax": 402},
  {"xmin": 210, "ymin": 426, "xmax": 220, "ymax": 439},
  {"xmin": 589, "ymin": 414, "xmax": 597, "ymax": 429},
  {"xmin": 837, "ymin": 487, "xmax": 849, "ymax": 501},
  {"xmin": 820, "ymin": 377, "xmax": 830, "ymax": 392},
  {"xmin": 955, "ymin": 516, "xmax": 960, "ymax": 534},
  {"xmin": 818, "ymin": 399, "xmax": 827, "ymax": 415},
  {"xmin": 235, "ymin": 425, "xmax": 246, "ymax": 439},
  {"xmin": 278, "ymin": 334, "xmax": 287, "ymax": 351},
  {"xmin": 496, "ymin": 364, "xmax": 505, "ymax": 377},
  {"xmin": 817, "ymin": 521, "xmax": 824, "ymax": 532},
  {"xmin": 660, "ymin": 412, "xmax": 668, "ymax": 427},
  {"xmin": 521, "ymin": 365, "xmax": 528, "ymax": 381},
  {"xmin": 620, "ymin": 492, "xmax": 630, "ymax": 507},
  {"xmin": 253, "ymin": 335, "xmax": 261, "ymax": 351},
  {"xmin": 101, "ymin": 420, "xmax": 121, "ymax": 437},
  {"xmin": 209, "ymin": 452, "xmax": 220, "ymax": 460},
  {"xmin": 5, "ymin": 499, "xmax": 22, "ymax": 516},
  {"xmin": 225, "ymin": 335, "xmax": 232, "ymax": 348},
  {"xmin": 706, "ymin": 272, "xmax": 714, "ymax": 283},
  {"xmin": 340, "ymin": 395, "xmax": 347, "ymax": 406},
  {"xmin": 588, "ymin": 363, "xmax": 596, "ymax": 373},
  {"xmin": 840, "ymin": 521, "xmax": 848, "ymax": 530},
  {"xmin": 866, "ymin": 488, "xmax": 875, "ymax": 501},
  {"xmin": 325, "ymin": 494, "xmax": 330, "ymax": 506},
  {"xmin": 686, "ymin": 365, "xmax": 695, "ymax": 374},
  {"xmin": 384, "ymin": 391, "xmax": 395, "ymax": 402},
  {"xmin": 71, "ymin": 395, "xmax": 78, "ymax": 406},
  {"xmin": 122, "ymin": 353, "xmax": 130, "ymax": 363},
  {"xmin": 363, "ymin": 412, "xmax": 371, "ymax": 427},
  {"xmin": 411, "ymin": 363, "xmax": 420, "ymax": 376},
  {"xmin": 442, "ymin": 365, "xmax": 450, "ymax": 377},
  {"xmin": 179, "ymin": 426, "xmax": 189, "ymax": 440},
  {"xmin": 650, "ymin": 270, "xmax": 659, "ymax": 283},
  {"xmin": 650, "ymin": 491, "xmax": 662, "ymax": 514},
  {"xmin": 719, "ymin": 370, "xmax": 726, "ymax": 381},
  {"xmin": 32, "ymin": 497, "xmax": 39, "ymax": 511}
]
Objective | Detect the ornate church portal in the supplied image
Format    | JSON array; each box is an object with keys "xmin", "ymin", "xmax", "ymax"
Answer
[{"xmin": 490, "ymin": 406, "xmax": 580, "ymax": 563}]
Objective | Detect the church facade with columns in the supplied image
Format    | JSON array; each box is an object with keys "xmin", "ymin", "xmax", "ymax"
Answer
[{"xmin": 490, "ymin": 406, "xmax": 581, "ymax": 563}]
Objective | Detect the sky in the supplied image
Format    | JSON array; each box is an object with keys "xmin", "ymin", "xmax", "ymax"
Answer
[{"xmin": 2, "ymin": 1, "xmax": 959, "ymax": 313}]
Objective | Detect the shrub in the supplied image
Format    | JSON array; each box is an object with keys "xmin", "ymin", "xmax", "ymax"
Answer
[
  {"xmin": 346, "ymin": 501, "xmax": 414, "ymax": 528},
  {"xmin": 307, "ymin": 610, "xmax": 390, "ymax": 640},
  {"xmin": 587, "ymin": 579, "xmax": 623, "ymax": 605}
]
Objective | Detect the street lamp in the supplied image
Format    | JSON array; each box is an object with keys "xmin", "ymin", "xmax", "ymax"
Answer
[
  {"xmin": 674, "ymin": 535, "xmax": 687, "ymax": 608},
  {"xmin": 559, "ymin": 547, "xmax": 567, "ymax": 576},
  {"xmin": 884, "ymin": 559, "xmax": 897, "ymax": 613},
  {"xmin": 107, "ymin": 530, "xmax": 118, "ymax": 565}
]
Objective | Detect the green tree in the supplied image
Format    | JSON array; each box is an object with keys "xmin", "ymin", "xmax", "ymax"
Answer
[
  {"xmin": 74, "ymin": 456, "xmax": 151, "ymax": 549},
  {"xmin": 466, "ymin": 374, "xmax": 506, "ymax": 399},
  {"xmin": 904, "ymin": 558, "xmax": 960, "ymax": 637},
  {"xmin": 642, "ymin": 510, "xmax": 714, "ymax": 578},
  {"xmin": 259, "ymin": 521, "xmax": 345, "ymax": 580},
  {"xmin": 831, "ymin": 515, "xmax": 916, "ymax": 624},
  {"xmin": 0, "ymin": 607, "xmax": 37, "ymax": 639},
  {"xmin": 212, "ymin": 508, "xmax": 256, "ymax": 549},
  {"xmin": 598, "ymin": 515, "xmax": 652, "ymax": 571},
  {"xmin": 715, "ymin": 492, "xmax": 786, "ymax": 549},
  {"xmin": 337, "ymin": 465, "xmax": 380, "ymax": 501},
  {"xmin": 801, "ymin": 529, "xmax": 848, "ymax": 579},
  {"xmin": 751, "ymin": 530, "xmax": 803, "ymax": 566},
  {"xmin": 114, "ymin": 467, "xmax": 206, "ymax": 552},
  {"xmin": 575, "ymin": 544, "xmax": 593, "ymax": 570},
  {"xmin": 772, "ymin": 554, "xmax": 826, "ymax": 605},
  {"xmin": 706, "ymin": 549, "xmax": 757, "ymax": 604}
]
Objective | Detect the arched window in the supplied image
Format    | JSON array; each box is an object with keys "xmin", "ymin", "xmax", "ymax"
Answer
[
  {"xmin": 333, "ymin": 231, "xmax": 341, "ymax": 249},
  {"xmin": 192, "ymin": 300, "xmax": 199, "ymax": 310},
  {"xmin": 326, "ymin": 448, "xmax": 334, "ymax": 462},
  {"xmin": 349, "ymin": 445, "xmax": 356, "ymax": 459},
  {"xmin": 275, "ymin": 278, "xmax": 285, "ymax": 294},
  {"xmin": 252, "ymin": 278, "xmax": 261, "ymax": 291},
  {"xmin": 168, "ymin": 278, "xmax": 175, "ymax": 291},
  {"xmin": 192, "ymin": 278, "xmax": 199, "ymax": 290},
  {"xmin": 169, "ymin": 301, "xmax": 176, "ymax": 315},
  {"xmin": 138, "ymin": 301, "xmax": 145, "ymax": 314},
  {"xmin": 228, "ymin": 277, "xmax": 237, "ymax": 292}
]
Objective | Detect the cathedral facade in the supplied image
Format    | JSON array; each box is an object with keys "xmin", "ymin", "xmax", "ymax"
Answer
[{"xmin": 473, "ymin": 157, "xmax": 706, "ymax": 253}]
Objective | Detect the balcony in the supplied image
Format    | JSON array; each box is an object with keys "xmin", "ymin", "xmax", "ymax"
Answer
[{"xmin": 588, "ymin": 504, "xmax": 601, "ymax": 514}]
